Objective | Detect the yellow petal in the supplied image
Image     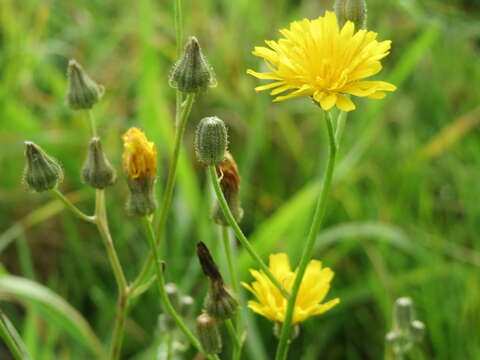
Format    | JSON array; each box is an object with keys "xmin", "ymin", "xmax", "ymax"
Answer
[{"xmin": 336, "ymin": 94, "xmax": 356, "ymax": 111}]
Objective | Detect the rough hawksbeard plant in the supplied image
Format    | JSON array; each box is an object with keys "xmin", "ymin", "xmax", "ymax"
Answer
[{"xmin": 247, "ymin": 11, "xmax": 396, "ymax": 111}]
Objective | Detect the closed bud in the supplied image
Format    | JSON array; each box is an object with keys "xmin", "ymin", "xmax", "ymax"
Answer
[
  {"xmin": 81, "ymin": 137, "xmax": 116, "ymax": 189},
  {"xmin": 410, "ymin": 320, "xmax": 425, "ymax": 343},
  {"xmin": 334, "ymin": 0, "xmax": 367, "ymax": 29},
  {"xmin": 66, "ymin": 59, "xmax": 104, "ymax": 110},
  {"xmin": 196, "ymin": 313, "xmax": 222, "ymax": 355},
  {"xmin": 195, "ymin": 116, "xmax": 228, "ymax": 165},
  {"xmin": 169, "ymin": 36, "xmax": 216, "ymax": 93},
  {"xmin": 23, "ymin": 142, "xmax": 63, "ymax": 192},
  {"xmin": 394, "ymin": 297, "xmax": 414, "ymax": 331},
  {"xmin": 122, "ymin": 128, "xmax": 158, "ymax": 216},
  {"xmin": 197, "ymin": 242, "xmax": 238, "ymax": 320},
  {"xmin": 213, "ymin": 152, "xmax": 244, "ymax": 226}
]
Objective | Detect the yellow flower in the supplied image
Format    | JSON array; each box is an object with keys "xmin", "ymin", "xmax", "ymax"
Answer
[
  {"xmin": 247, "ymin": 11, "xmax": 396, "ymax": 111},
  {"xmin": 241, "ymin": 253, "xmax": 339, "ymax": 324},
  {"xmin": 122, "ymin": 127, "xmax": 157, "ymax": 179}
]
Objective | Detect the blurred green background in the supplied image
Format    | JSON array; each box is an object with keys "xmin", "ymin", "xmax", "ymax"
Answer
[{"xmin": 1, "ymin": 0, "xmax": 480, "ymax": 359}]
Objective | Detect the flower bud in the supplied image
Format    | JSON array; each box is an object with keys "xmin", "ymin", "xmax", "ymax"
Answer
[
  {"xmin": 394, "ymin": 297, "xmax": 414, "ymax": 331},
  {"xmin": 410, "ymin": 320, "xmax": 425, "ymax": 343},
  {"xmin": 169, "ymin": 36, "xmax": 216, "ymax": 93},
  {"xmin": 195, "ymin": 116, "xmax": 228, "ymax": 165},
  {"xmin": 197, "ymin": 242, "xmax": 238, "ymax": 320},
  {"xmin": 122, "ymin": 128, "xmax": 157, "ymax": 216},
  {"xmin": 196, "ymin": 313, "xmax": 222, "ymax": 355},
  {"xmin": 66, "ymin": 59, "xmax": 104, "ymax": 110},
  {"xmin": 23, "ymin": 142, "xmax": 63, "ymax": 192},
  {"xmin": 334, "ymin": 0, "xmax": 367, "ymax": 29},
  {"xmin": 213, "ymin": 152, "xmax": 243, "ymax": 226},
  {"xmin": 81, "ymin": 137, "xmax": 116, "ymax": 189}
]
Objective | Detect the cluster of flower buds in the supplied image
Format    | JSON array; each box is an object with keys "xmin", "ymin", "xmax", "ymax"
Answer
[
  {"xmin": 386, "ymin": 297, "xmax": 425, "ymax": 357},
  {"xmin": 334, "ymin": 0, "xmax": 367, "ymax": 29},
  {"xmin": 195, "ymin": 242, "xmax": 239, "ymax": 354}
]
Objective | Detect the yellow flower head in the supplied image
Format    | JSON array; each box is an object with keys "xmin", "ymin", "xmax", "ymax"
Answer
[
  {"xmin": 247, "ymin": 11, "xmax": 396, "ymax": 111},
  {"xmin": 122, "ymin": 127, "xmax": 157, "ymax": 179},
  {"xmin": 241, "ymin": 253, "xmax": 339, "ymax": 324}
]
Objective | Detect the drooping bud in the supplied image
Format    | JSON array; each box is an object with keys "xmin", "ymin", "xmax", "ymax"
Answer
[
  {"xmin": 66, "ymin": 59, "xmax": 104, "ymax": 110},
  {"xmin": 197, "ymin": 242, "xmax": 238, "ymax": 320},
  {"xmin": 196, "ymin": 313, "xmax": 222, "ymax": 355},
  {"xmin": 213, "ymin": 152, "xmax": 244, "ymax": 226},
  {"xmin": 23, "ymin": 142, "xmax": 63, "ymax": 192},
  {"xmin": 81, "ymin": 137, "xmax": 116, "ymax": 189},
  {"xmin": 122, "ymin": 127, "xmax": 157, "ymax": 216},
  {"xmin": 169, "ymin": 36, "xmax": 217, "ymax": 93},
  {"xmin": 334, "ymin": 0, "xmax": 367, "ymax": 29},
  {"xmin": 394, "ymin": 297, "xmax": 414, "ymax": 330},
  {"xmin": 195, "ymin": 116, "xmax": 228, "ymax": 165}
]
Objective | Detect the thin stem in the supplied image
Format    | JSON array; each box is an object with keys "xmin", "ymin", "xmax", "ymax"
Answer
[
  {"xmin": 222, "ymin": 227, "xmax": 243, "ymax": 360},
  {"xmin": 208, "ymin": 166, "xmax": 289, "ymax": 299},
  {"xmin": 274, "ymin": 112, "xmax": 337, "ymax": 360},
  {"xmin": 50, "ymin": 189, "xmax": 96, "ymax": 223},
  {"xmin": 94, "ymin": 189, "xmax": 129, "ymax": 360},
  {"xmin": 225, "ymin": 319, "xmax": 242, "ymax": 353},
  {"xmin": 141, "ymin": 218, "xmax": 216, "ymax": 360},
  {"xmin": 130, "ymin": 93, "xmax": 196, "ymax": 293},
  {"xmin": 0, "ymin": 311, "xmax": 30, "ymax": 360},
  {"xmin": 87, "ymin": 109, "xmax": 98, "ymax": 138}
]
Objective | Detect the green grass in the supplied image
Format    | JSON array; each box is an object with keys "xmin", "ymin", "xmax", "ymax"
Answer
[{"xmin": 1, "ymin": 0, "xmax": 480, "ymax": 359}]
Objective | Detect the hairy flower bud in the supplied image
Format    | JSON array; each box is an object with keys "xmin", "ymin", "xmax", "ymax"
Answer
[
  {"xmin": 66, "ymin": 59, "xmax": 104, "ymax": 110},
  {"xmin": 122, "ymin": 128, "xmax": 157, "ymax": 216},
  {"xmin": 213, "ymin": 152, "xmax": 243, "ymax": 226},
  {"xmin": 195, "ymin": 116, "xmax": 228, "ymax": 165},
  {"xmin": 196, "ymin": 313, "xmax": 222, "ymax": 355},
  {"xmin": 81, "ymin": 137, "xmax": 116, "ymax": 189},
  {"xmin": 169, "ymin": 36, "xmax": 216, "ymax": 93},
  {"xmin": 334, "ymin": 0, "xmax": 367, "ymax": 29},
  {"xmin": 197, "ymin": 242, "xmax": 238, "ymax": 320},
  {"xmin": 23, "ymin": 142, "xmax": 63, "ymax": 192}
]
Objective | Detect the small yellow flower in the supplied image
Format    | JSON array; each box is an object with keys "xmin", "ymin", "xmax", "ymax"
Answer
[
  {"xmin": 241, "ymin": 253, "xmax": 339, "ymax": 324},
  {"xmin": 122, "ymin": 127, "xmax": 157, "ymax": 179},
  {"xmin": 247, "ymin": 11, "xmax": 396, "ymax": 111}
]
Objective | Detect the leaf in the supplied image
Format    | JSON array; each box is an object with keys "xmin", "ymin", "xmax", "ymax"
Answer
[{"xmin": 0, "ymin": 275, "xmax": 107, "ymax": 360}]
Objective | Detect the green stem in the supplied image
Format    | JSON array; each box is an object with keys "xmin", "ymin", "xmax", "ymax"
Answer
[
  {"xmin": 141, "ymin": 218, "xmax": 217, "ymax": 360},
  {"xmin": 95, "ymin": 190, "xmax": 129, "ymax": 360},
  {"xmin": 50, "ymin": 189, "xmax": 96, "ymax": 223},
  {"xmin": 0, "ymin": 310, "xmax": 30, "ymax": 360},
  {"xmin": 130, "ymin": 93, "xmax": 196, "ymax": 294},
  {"xmin": 208, "ymin": 166, "xmax": 289, "ymax": 299},
  {"xmin": 222, "ymin": 227, "xmax": 243, "ymax": 360},
  {"xmin": 88, "ymin": 109, "xmax": 98, "ymax": 138},
  {"xmin": 225, "ymin": 319, "xmax": 242, "ymax": 354},
  {"xmin": 274, "ymin": 112, "xmax": 337, "ymax": 360}
]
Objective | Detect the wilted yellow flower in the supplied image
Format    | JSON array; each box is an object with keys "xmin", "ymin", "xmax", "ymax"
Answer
[
  {"xmin": 122, "ymin": 127, "xmax": 157, "ymax": 179},
  {"xmin": 247, "ymin": 11, "xmax": 396, "ymax": 111},
  {"xmin": 241, "ymin": 253, "xmax": 339, "ymax": 324}
]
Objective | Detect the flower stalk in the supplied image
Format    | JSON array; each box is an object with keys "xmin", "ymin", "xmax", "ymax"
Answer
[
  {"xmin": 208, "ymin": 165, "xmax": 290, "ymax": 299},
  {"xmin": 274, "ymin": 111, "xmax": 337, "ymax": 360}
]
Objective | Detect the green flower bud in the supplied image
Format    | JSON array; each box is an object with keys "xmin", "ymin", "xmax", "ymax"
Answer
[
  {"xmin": 394, "ymin": 297, "xmax": 414, "ymax": 331},
  {"xmin": 81, "ymin": 137, "xmax": 116, "ymax": 189},
  {"xmin": 196, "ymin": 313, "xmax": 222, "ymax": 355},
  {"xmin": 66, "ymin": 59, "xmax": 104, "ymax": 110},
  {"xmin": 23, "ymin": 142, "xmax": 63, "ymax": 192},
  {"xmin": 169, "ymin": 36, "xmax": 216, "ymax": 93},
  {"xmin": 195, "ymin": 116, "xmax": 228, "ymax": 165},
  {"xmin": 125, "ymin": 177, "xmax": 157, "ymax": 216},
  {"xmin": 334, "ymin": 0, "xmax": 367, "ymax": 29}
]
